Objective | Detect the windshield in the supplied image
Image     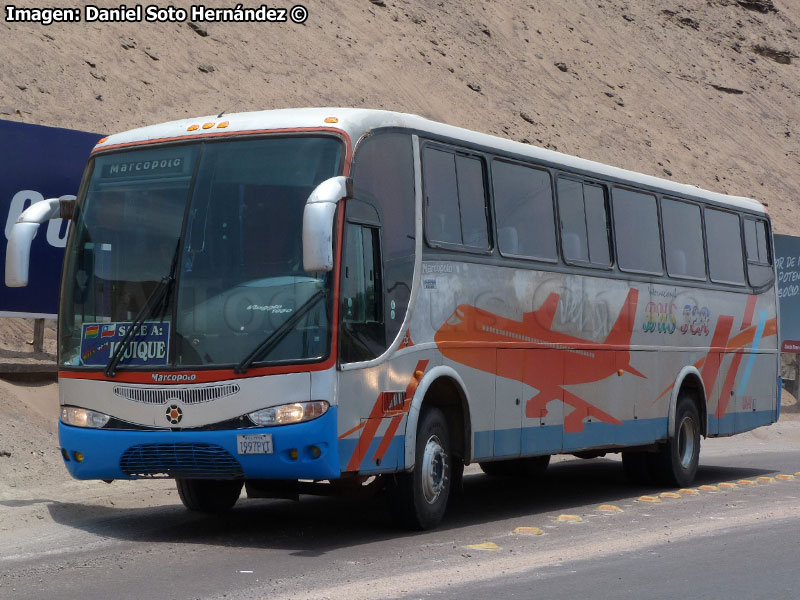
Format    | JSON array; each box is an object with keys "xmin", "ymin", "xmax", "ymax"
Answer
[{"xmin": 59, "ymin": 135, "xmax": 344, "ymax": 370}]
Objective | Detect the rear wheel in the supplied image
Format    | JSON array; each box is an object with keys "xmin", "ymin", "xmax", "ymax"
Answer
[
  {"xmin": 390, "ymin": 407, "xmax": 451, "ymax": 530},
  {"xmin": 176, "ymin": 478, "xmax": 243, "ymax": 513},
  {"xmin": 648, "ymin": 393, "xmax": 701, "ymax": 487}
]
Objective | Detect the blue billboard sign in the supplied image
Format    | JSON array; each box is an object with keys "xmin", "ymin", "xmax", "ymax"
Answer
[
  {"xmin": 774, "ymin": 234, "xmax": 800, "ymax": 352},
  {"xmin": 1, "ymin": 119, "xmax": 103, "ymax": 317}
]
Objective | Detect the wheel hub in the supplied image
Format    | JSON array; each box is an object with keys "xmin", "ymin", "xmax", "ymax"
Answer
[
  {"xmin": 421, "ymin": 434, "xmax": 447, "ymax": 504},
  {"xmin": 677, "ymin": 415, "xmax": 696, "ymax": 469}
]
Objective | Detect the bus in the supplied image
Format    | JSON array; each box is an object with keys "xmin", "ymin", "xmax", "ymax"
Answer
[{"xmin": 5, "ymin": 108, "xmax": 779, "ymax": 530}]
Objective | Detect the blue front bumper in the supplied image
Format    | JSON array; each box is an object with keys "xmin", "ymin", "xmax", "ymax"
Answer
[{"xmin": 58, "ymin": 406, "xmax": 341, "ymax": 480}]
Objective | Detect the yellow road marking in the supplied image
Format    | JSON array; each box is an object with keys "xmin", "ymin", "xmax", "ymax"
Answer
[
  {"xmin": 776, "ymin": 474, "xmax": 795, "ymax": 481},
  {"xmin": 698, "ymin": 485, "xmax": 718, "ymax": 492},
  {"xmin": 513, "ymin": 526, "xmax": 544, "ymax": 535},
  {"xmin": 678, "ymin": 488, "xmax": 699, "ymax": 495},
  {"xmin": 718, "ymin": 482, "xmax": 738, "ymax": 489},
  {"xmin": 556, "ymin": 514, "xmax": 582, "ymax": 522},
  {"xmin": 466, "ymin": 542, "xmax": 499, "ymax": 550},
  {"xmin": 637, "ymin": 495, "xmax": 661, "ymax": 503},
  {"xmin": 597, "ymin": 504, "xmax": 623, "ymax": 513},
  {"xmin": 660, "ymin": 492, "xmax": 681, "ymax": 499},
  {"xmin": 757, "ymin": 476, "xmax": 775, "ymax": 483},
  {"xmin": 738, "ymin": 479, "xmax": 756, "ymax": 485}
]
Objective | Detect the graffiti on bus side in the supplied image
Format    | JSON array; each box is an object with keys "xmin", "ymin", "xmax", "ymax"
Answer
[{"xmin": 641, "ymin": 301, "xmax": 710, "ymax": 336}]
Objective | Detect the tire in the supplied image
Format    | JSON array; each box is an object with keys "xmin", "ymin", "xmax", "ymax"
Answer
[
  {"xmin": 390, "ymin": 407, "xmax": 451, "ymax": 530},
  {"xmin": 621, "ymin": 451, "xmax": 652, "ymax": 484},
  {"xmin": 176, "ymin": 478, "xmax": 244, "ymax": 513},
  {"xmin": 647, "ymin": 393, "xmax": 701, "ymax": 487},
  {"xmin": 479, "ymin": 455, "xmax": 550, "ymax": 478}
]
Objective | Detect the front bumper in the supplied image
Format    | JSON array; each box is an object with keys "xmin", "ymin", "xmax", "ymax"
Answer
[{"xmin": 58, "ymin": 406, "xmax": 340, "ymax": 480}]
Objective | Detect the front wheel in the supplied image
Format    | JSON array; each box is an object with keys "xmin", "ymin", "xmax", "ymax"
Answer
[
  {"xmin": 176, "ymin": 478, "xmax": 243, "ymax": 513},
  {"xmin": 390, "ymin": 407, "xmax": 451, "ymax": 530},
  {"xmin": 648, "ymin": 393, "xmax": 701, "ymax": 487}
]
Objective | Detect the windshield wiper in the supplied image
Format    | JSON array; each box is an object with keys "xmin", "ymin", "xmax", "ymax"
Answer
[
  {"xmin": 234, "ymin": 288, "xmax": 327, "ymax": 374},
  {"xmin": 104, "ymin": 239, "xmax": 181, "ymax": 377}
]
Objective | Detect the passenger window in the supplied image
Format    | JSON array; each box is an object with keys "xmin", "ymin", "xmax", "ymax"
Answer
[
  {"xmin": 705, "ymin": 208, "xmax": 745, "ymax": 285},
  {"xmin": 661, "ymin": 198, "xmax": 706, "ymax": 280},
  {"xmin": 457, "ymin": 156, "xmax": 490, "ymax": 248},
  {"xmin": 340, "ymin": 222, "xmax": 384, "ymax": 362},
  {"xmin": 492, "ymin": 159, "xmax": 557, "ymax": 261},
  {"xmin": 557, "ymin": 177, "xmax": 611, "ymax": 267},
  {"xmin": 743, "ymin": 217, "xmax": 773, "ymax": 288},
  {"xmin": 423, "ymin": 147, "xmax": 489, "ymax": 250},
  {"xmin": 612, "ymin": 188, "xmax": 663, "ymax": 274}
]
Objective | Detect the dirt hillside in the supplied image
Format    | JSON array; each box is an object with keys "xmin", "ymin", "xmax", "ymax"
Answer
[{"xmin": 1, "ymin": 0, "xmax": 798, "ymax": 229}]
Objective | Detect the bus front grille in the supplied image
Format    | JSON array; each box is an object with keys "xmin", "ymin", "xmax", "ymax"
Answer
[
  {"xmin": 120, "ymin": 443, "xmax": 244, "ymax": 479},
  {"xmin": 113, "ymin": 383, "xmax": 241, "ymax": 406}
]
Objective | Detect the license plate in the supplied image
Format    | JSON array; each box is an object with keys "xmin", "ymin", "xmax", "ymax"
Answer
[{"xmin": 237, "ymin": 434, "xmax": 273, "ymax": 455}]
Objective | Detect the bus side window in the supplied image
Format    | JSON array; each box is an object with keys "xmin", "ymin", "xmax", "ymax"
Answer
[
  {"xmin": 491, "ymin": 159, "xmax": 557, "ymax": 261},
  {"xmin": 340, "ymin": 222, "xmax": 385, "ymax": 363},
  {"xmin": 743, "ymin": 217, "xmax": 773, "ymax": 288},
  {"xmin": 705, "ymin": 208, "xmax": 746, "ymax": 286},
  {"xmin": 612, "ymin": 187, "xmax": 663, "ymax": 275},
  {"xmin": 423, "ymin": 146, "xmax": 490, "ymax": 251},
  {"xmin": 661, "ymin": 197, "xmax": 706, "ymax": 281},
  {"xmin": 556, "ymin": 177, "xmax": 611, "ymax": 267}
]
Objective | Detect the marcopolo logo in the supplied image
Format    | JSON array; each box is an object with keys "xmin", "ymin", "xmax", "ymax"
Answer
[
  {"xmin": 165, "ymin": 404, "xmax": 183, "ymax": 425},
  {"xmin": 151, "ymin": 373, "xmax": 197, "ymax": 383}
]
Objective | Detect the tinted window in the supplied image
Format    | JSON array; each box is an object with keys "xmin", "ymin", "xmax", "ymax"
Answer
[
  {"xmin": 705, "ymin": 208, "xmax": 745, "ymax": 285},
  {"xmin": 340, "ymin": 223, "xmax": 384, "ymax": 362},
  {"xmin": 557, "ymin": 178, "xmax": 611, "ymax": 267},
  {"xmin": 558, "ymin": 178, "xmax": 588, "ymax": 262},
  {"xmin": 351, "ymin": 132, "xmax": 416, "ymax": 349},
  {"xmin": 584, "ymin": 184, "xmax": 611, "ymax": 266},
  {"xmin": 423, "ymin": 147, "xmax": 489, "ymax": 250},
  {"xmin": 457, "ymin": 155, "xmax": 490, "ymax": 248},
  {"xmin": 423, "ymin": 148, "xmax": 461, "ymax": 245},
  {"xmin": 612, "ymin": 188, "xmax": 662, "ymax": 274},
  {"xmin": 661, "ymin": 198, "xmax": 706, "ymax": 280},
  {"xmin": 744, "ymin": 217, "xmax": 772, "ymax": 288},
  {"xmin": 492, "ymin": 160, "xmax": 557, "ymax": 261}
]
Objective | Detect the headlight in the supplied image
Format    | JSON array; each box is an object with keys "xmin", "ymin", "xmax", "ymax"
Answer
[
  {"xmin": 60, "ymin": 406, "xmax": 111, "ymax": 428},
  {"xmin": 248, "ymin": 401, "xmax": 329, "ymax": 426}
]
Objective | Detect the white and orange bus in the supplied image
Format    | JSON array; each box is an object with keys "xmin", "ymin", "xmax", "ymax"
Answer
[{"xmin": 6, "ymin": 109, "xmax": 779, "ymax": 529}]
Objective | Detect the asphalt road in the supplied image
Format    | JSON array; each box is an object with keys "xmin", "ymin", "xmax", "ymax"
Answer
[{"xmin": 2, "ymin": 429, "xmax": 800, "ymax": 600}]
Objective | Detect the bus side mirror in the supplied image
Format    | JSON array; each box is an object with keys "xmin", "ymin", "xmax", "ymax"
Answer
[
  {"xmin": 5, "ymin": 195, "xmax": 76, "ymax": 287},
  {"xmin": 302, "ymin": 176, "xmax": 352, "ymax": 273}
]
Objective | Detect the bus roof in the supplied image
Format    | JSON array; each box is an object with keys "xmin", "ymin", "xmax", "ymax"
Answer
[{"xmin": 97, "ymin": 107, "xmax": 765, "ymax": 215}]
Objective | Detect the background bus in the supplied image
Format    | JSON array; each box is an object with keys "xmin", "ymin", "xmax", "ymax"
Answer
[{"xmin": 5, "ymin": 108, "xmax": 779, "ymax": 530}]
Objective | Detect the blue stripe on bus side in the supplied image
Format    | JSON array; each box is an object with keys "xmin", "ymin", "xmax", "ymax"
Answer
[{"xmin": 708, "ymin": 409, "xmax": 775, "ymax": 435}]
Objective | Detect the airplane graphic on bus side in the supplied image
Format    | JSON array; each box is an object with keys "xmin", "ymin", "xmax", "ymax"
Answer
[{"xmin": 434, "ymin": 288, "xmax": 643, "ymax": 433}]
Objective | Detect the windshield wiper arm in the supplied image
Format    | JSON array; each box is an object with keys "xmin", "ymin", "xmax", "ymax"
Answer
[
  {"xmin": 104, "ymin": 239, "xmax": 181, "ymax": 378},
  {"xmin": 234, "ymin": 288, "xmax": 327, "ymax": 374}
]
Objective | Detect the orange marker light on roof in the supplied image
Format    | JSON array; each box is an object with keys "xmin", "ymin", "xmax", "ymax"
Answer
[
  {"xmin": 217, "ymin": 121, "xmax": 229, "ymax": 129},
  {"xmin": 97, "ymin": 136, "xmax": 108, "ymax": 144},
  {"xmin": 324, "ymin": 117, "xmax": 338, "ymax": 123},
  {"xmin": 202, "ymin": 122, "xmax": 215, "ymax": 130},
  {"xmin": 187, "ymin": 124, "xmax": 200, "ymax": 131}
]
